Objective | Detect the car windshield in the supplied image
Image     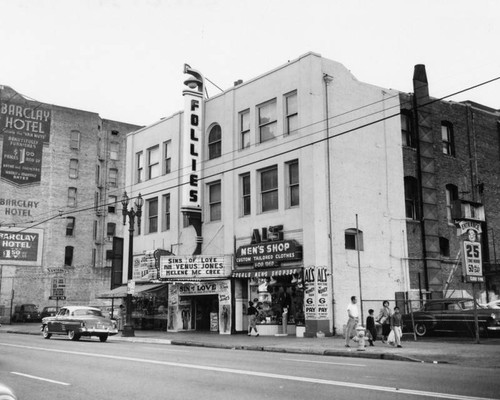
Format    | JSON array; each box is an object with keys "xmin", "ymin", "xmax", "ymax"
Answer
[
  {"xmin": 73, "ymin": 309, "xmax": 103, "ymax": 317},
  {"xmin": 24, "ymin": 305, "xmax": 37, "ymax": 311}
]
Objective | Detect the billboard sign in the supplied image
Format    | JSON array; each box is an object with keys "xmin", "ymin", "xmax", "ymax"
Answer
[{"xmin": 0, "ymin": 228, "xmax": 44, "ymax": 266}]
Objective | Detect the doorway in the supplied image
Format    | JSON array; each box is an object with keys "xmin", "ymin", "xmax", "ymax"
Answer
[{"xmin": 194, "ymin": 295, "xmax": 218, "ymax": 331}]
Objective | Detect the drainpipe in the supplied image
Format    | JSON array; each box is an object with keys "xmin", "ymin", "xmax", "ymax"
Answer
[{"xmin": 323, "ymin": 73, "xmax": 335, "ymax": 333}]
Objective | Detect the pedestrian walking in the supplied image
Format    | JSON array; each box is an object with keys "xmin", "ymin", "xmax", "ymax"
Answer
[
  {"xmin": 345, "ymin": 296, "xmax": 359, "ymax": 347},
  {"xmin": 366, "ymin": 309, "xmax": 377, "ymax": 346},
  {"xmin": 390, "ymin": 306, "xmax": 403, "ymax": 348},
  {"xmin": 247, "ymin": 301, "xmax": 259, "ymax": 337},
  {"xmin": 377, "ymin": 300, "xmax": 392, "ymax": 343}
]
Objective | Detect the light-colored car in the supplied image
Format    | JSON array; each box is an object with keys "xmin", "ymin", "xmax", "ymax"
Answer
[
  {"xmin": 0, "ymin": 382, "xmax": 17, "ymax": 400},
  {"xmin": 483, "ymin": 300, "xmax": 500, "ymax": 309},
  {"xmin": 41, "ymin": 306, "xmax": 118, "ymax": 342}
]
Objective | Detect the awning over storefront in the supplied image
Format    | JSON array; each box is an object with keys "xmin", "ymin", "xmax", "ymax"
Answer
[
  {"xmin": 98, "ymin": 283, "xmax": 168, "ymax": 299},
  {"xmin": 232, "ymin": 266, "xmax": 302, "ymax": 279}
]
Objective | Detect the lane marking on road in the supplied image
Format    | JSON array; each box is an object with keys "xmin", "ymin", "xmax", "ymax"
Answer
[
  {"xmin": 281, "ymin": 357, "xmax": 366, "ymax": 367},
  {"xmin": 0, "ymin": 342, "xmax": 495, "ymax": 400},
  {"xmin": 11, "ymin": 372, "xmax": 70, "ymax": 386}
]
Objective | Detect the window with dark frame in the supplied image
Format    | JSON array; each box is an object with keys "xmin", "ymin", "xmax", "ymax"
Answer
[
  {"xmin": 108, "ymin": 195, "xmax": 117, "ymax": 213},
  {"xmin": 107, "ymin": 222, "xmax": 116, "ymax": 238},
  {"xmin": 439, "ymin": 237, "xmax": 450, "ymax": 257},
  {"xmin": 208, "ymin": 181, "xmax": 221, "ymax": 221},
  {"xmin": 241, "ymin": 173, "xmax": 251, "ymax": 216},
  {"xmin": 64, "ymin": 246, "xmax": 74, "ymax": 266},
  {"xmin": 441, "ymin": 121, "xmax": 455, "ymax": 156},
  {"xmin": 287, "ymin": 160, "xmax": 299, "ymax": 207},
  {"xmin": 345, "ymin": 228, "xmax": 363, "ymax": 250},
  {"xmin": 66, "ymin": 217, "xmax": 75, "ymax": 236},
  {"xmin": 284, "ymin": 91, "xmax": 298, "ymax": 135},
  {"xmin": 260, "ymin": 166, "xmax": 278, "ymax": 212},
  {"xmin": 208, "ymin": 125, "xmax": 222, "ymax": 160},
  {"xmin": 148, "ymin": 146, "xmax": 160, "ymax": 179},
  {"xmin": 446, "ymin": 184, "xmax": 459, "ymax": 223},
  {"xmin": 162, "ymin": 194, "xmax": 171, "ymax": 231},
  {"xmin": 404, "ymin": 176, "xmax": 419, "ymax": 220},
  {"xmin": 136, "ymin": 151, "xmax": 144, "ymax": 183},
  {"xmin": 147, "ymin": 198, "xmax": 158, "ymax": 233},
  {"xmin": 109, "ymin": 168, "xmax": 118, "ymax": 187},
  {"xmin": 70, "ymin": 130, "xmax": 80, "ymax": 150},
  {"xmin": 164, "ymin": 140, "xmax": 171, "ymax": 174},
  {"xmin": 258, "ymin": 100, "xmax": 277, "ymax": 143},
  {"xmin": 240, "ymin": 110, "xmax": 250, "ymax": 149},
  {"xmin": 69, "ymin": 159, "xmax": 79, "ymax": 178},
  {"xmin": 401, "ymin": 110, "xmax": 415, "ymax": 148}
]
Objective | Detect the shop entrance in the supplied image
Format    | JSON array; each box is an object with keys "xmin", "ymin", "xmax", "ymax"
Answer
[{"xmin": 193, "ymin": 295, "xmax": 218, "ymax": 331}]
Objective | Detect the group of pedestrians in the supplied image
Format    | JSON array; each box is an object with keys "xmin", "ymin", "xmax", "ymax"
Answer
[{"xmin": 345, "ymin": 296, "xmax": 402, "ymax": 348}]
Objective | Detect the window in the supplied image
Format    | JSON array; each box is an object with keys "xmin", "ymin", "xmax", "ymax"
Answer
[
  {"xmin": 52, "ymin": 278, "xmax": 65, "ymax": 297},
  {"xmin": 446, "ymin": 184, "xmax": 459, "ymax": 223},
  {"xmin": 208, "ymin": 125, "xmax": 222, "ymax": 159},
  {"xmin": 69, "ymin": 159, "xmax": 79, "ymax": 178},
  {"xmin": 109, "ymin": 168, "xmax": 118, "ymax": 187},
  {"xmin": 258, "ymin": 100, "xmax": 277, "ymax": 143},
  {"xmin": 439, "ymin": 237, "xmax": 450, "ymax": 257},
  {"xmin": 241, "ymin": 173, "xmax": 251, "ymax": 216},
  {"xmin": 136, "ymin": 151, "xmax": 144, "ymax": 183},
  {"xmin": 284, "ymin": 91, "xmax": 298, "ymax": 135},
  {"xmin": 108, "ymin": 195, "xmax": 117, "ymax": 213},
  {"xmin": 111, "ymin": 130, "xmax": 119, "ymax": 136},
  {"xmin": 345, "ymin": 228, "xmax": 363, "ymax": 250},
  {"xmin": 401, "ymin": 110, "xmax": 415, "ymax": 147},
  {"xmin": 441, "ymin": 121, "xmax": 455, "ymax": 156},
  {"xmin": 93, "ymin": 220, "xmax": 98, "ymax": 240},
  {"xmin": 404, "ymin": 177, "xmax": 419, "ymax": 220},
  {"xmin": 107, "ymin": 222, "xmax": 116, "ymax": 238},
  {"xmin": 68, "ymin": 187, "xmax": 77, "ymax": 207},
  {"xmin": 66, "ymin": 217, "xmax": 75, "ymax": 236},
  {"xmin": 240, "ymin": 110, "xmax": 250, "ymax": 149},
  {"xmin": 64, "ymin": 246, "xmax": 74, "ymax": 266},
  {"xmin": 70, "ymin": 130, "xmax": 80, "ymax": 149},
  {"xmin": 147, "ymin": 146, "xmax": 160, "ymax": 179},
  {"xmin": 95, "ymin": 165, "xmax": 100, "ymax": 186},
  {"xmin": 147, "ymin": 198, "xmax": 158, "ymax": 233},
  {"xmin": 208, "ymin": 181, "xmax": 222, "ymax": 221},
  {"xmin": 260, "ymin": 166, "xmax": 278, "ymax": 212},
  {"xmin": 109, "ymin": 142, "xmax": 119, "ymax": 160},
  {"xmin": 287, "ymin": 160, "xmax": 299, "ymax": 207},
  {"xmin": 162, "ymin": 194, "xmax": 171, "ymax": 231},
  {"xmin": 163, "ymin": 140, "xmax": 172, "ymax": 174}
]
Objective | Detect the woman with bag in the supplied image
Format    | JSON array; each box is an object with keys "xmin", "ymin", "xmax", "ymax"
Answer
[{"xmin": 377, "ymin": 300, "xmax": 391, "ymax": 343}]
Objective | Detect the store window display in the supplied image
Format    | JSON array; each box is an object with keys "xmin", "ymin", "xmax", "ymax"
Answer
[{"xmin": 250, "ymin": 274, "xmax": 304, "ymax": 326}]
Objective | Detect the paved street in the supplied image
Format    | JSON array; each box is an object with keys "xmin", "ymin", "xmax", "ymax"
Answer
[{"xmin": 1, "ymin": 331, "xmax": 499, "ymax": 400}]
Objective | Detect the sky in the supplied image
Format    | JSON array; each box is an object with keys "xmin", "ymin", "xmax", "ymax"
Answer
[{"xmin": 1, "ymin": 0, "xmax": 499, "ymax": 127}]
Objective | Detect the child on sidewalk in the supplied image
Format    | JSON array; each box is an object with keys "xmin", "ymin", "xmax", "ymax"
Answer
[
  {"xmin": 390, "ymin": 306, "xmax": 403, "ymax": 348},
  {"xmin": 366, "ymin": 309, "xmax": 377, "ymax": 346}
]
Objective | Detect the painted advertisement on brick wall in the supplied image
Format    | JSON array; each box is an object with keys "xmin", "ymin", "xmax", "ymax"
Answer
[{"xmin": 0, "ymin": 100, "xmax": 51, "ymax": 186}]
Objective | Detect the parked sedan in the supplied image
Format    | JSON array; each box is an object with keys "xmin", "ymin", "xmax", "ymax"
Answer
[
  {"xmin": 41, "ymin": 306, "xmax": 118, "ymax": 342},
  {"xmin": 40, "ymin": 306, "xmax": 59, "ymax": 319},
  {"xmin": 402, "ymin": 298, "xmax": 500, "ymax": 337}
]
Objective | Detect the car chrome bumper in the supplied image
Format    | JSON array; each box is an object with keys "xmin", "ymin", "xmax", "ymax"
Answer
[
  {"xmin": 487, "ymin": 326, "xmax": 500, "ymax": 331},
  {"xmin": 81, "ymin": 327, "xmax": 119, "ymax": 335}
]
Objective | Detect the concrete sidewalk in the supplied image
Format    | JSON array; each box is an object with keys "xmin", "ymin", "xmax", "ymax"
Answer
[{"xmin": 1, "ymin": 323, "xmax": 499, "ymax": 368}]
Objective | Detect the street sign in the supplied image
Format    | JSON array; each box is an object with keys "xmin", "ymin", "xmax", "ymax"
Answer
[
  {"xmin": 49, "ymin": 296, "xmax": 66, "ymax": 300},
  {"xmin": 463, "ymin": 240, "xmax": 484, "ymax": 283}
]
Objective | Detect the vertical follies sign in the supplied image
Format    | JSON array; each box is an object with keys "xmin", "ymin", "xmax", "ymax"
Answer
[{"xmin": 0, "ymin": 97, "xmax": 51, "ymax": 186}]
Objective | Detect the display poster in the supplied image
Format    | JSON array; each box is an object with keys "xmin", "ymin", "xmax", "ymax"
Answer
[
  {"xmin": 159, "ymin": 255, "xmax": 232, "ymax": 279},
  {"xmin": 303, "ymin": 265, "xmax": 330, "ymax": 321},
  {"xmin": 0, "ymin": 100, "xmax": 51, "ymax": 186},
  {"xmin": 0, "ymin": 228, "xmax": 43, "ymax": 266}
]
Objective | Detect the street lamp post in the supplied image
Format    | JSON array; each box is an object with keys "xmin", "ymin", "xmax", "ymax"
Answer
[{"xmin": 121, "ymin": 191, "xmax": 143, "ymax": 337}]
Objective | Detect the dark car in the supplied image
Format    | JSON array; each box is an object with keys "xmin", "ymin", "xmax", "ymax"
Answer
[
  {"xmin": 40, "ymin": 306, "xmax": 59, "ymax": 319},
  {"xmin": 402, "ymin": 298, "xmax": 500, "ymax": 337},
  {"xmin": 12, "ymin": 304, "xmax": 41, "ymax": 322},
  {"xmin": 41, "ymin": 306, "xmax": 118, "ymax": 342}
]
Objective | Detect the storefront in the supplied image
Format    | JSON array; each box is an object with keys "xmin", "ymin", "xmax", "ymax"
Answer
[
  {"xmin": 159, "ymin": 255, "xmax": 232, "ymax": 334},
  {"xmin": 233, "ymin": 226, "xmax": 305, "ymax": 336}
]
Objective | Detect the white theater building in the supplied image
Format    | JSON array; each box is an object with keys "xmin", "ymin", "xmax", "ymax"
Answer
[{"xmin": 121, "ymin": 52, "xmax": 408, "ymax": 336}]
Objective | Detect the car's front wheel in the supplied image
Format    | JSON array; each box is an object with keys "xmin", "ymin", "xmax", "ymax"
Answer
[
  {"xmin": 42, "ymin": 325, "xmax": 51, "ymax": 339},
  {"xmin": 414, "ymin": 322, "xmax": 427, "ymax": 337},
  {"xmin": 67, "ymin": 330, "xmax": 80, "ymax": 341},
  {"xmin": 99, "ymin": 334, "xmax": 108, "ymax": 342}
]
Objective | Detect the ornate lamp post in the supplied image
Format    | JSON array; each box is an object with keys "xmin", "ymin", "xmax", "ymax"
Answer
[{"xmin": 121, "ymin": 191, "xmax": 143, "ymax": 337}]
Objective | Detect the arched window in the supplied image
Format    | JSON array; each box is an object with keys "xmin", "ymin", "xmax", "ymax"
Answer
[
  {"xmin": 208, "ymin": 124, "xmax": 222, "ymax": 160},
  {"xmin": 345, "ymin": 228, "xmax": 363, "ymax": 250},
  {"xmin": 404, "ymin": 176, "xmax": 419, "ymax": 220}
]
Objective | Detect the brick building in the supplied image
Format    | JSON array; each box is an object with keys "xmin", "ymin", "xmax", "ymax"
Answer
[{"xmin": 0, "ymin": 85, "xmax": 141, "ymax": 322}]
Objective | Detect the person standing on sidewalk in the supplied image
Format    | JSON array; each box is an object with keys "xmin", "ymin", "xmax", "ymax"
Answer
[
  {"xmin": 366, "ymin": 309, "xmax": 377, "ymax": 346},
  {"xmin": 377, "ymin": 300, "xmax": 392, "ymax": 343},
  {"xmin": 390, "ymin": 306, "xmax": 403, "ymax": 348},
  {"xmin": 345, "ymin": 296, "xmax": 359, "ymax": 347},
  {"xmin": 247, "ymin": 301, "xmax": 259, "ymax": 337}
]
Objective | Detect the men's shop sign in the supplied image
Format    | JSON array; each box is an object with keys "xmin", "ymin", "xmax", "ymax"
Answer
[
  {"xmin": 0, "ymin": 101, "xmax": 52, "ymax": 186},
  {"xmin": 159, "ymin": 255, "xmax": 232, "ymax": 279},
  {"xmin": 235, "ymin": 240, "xmax": 302, "ymax": 267}
]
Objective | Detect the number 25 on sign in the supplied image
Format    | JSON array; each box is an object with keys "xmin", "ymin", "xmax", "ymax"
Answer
[{"xmin": 463, "ymin": 241, "xmax": 482, "ymax": 277}]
